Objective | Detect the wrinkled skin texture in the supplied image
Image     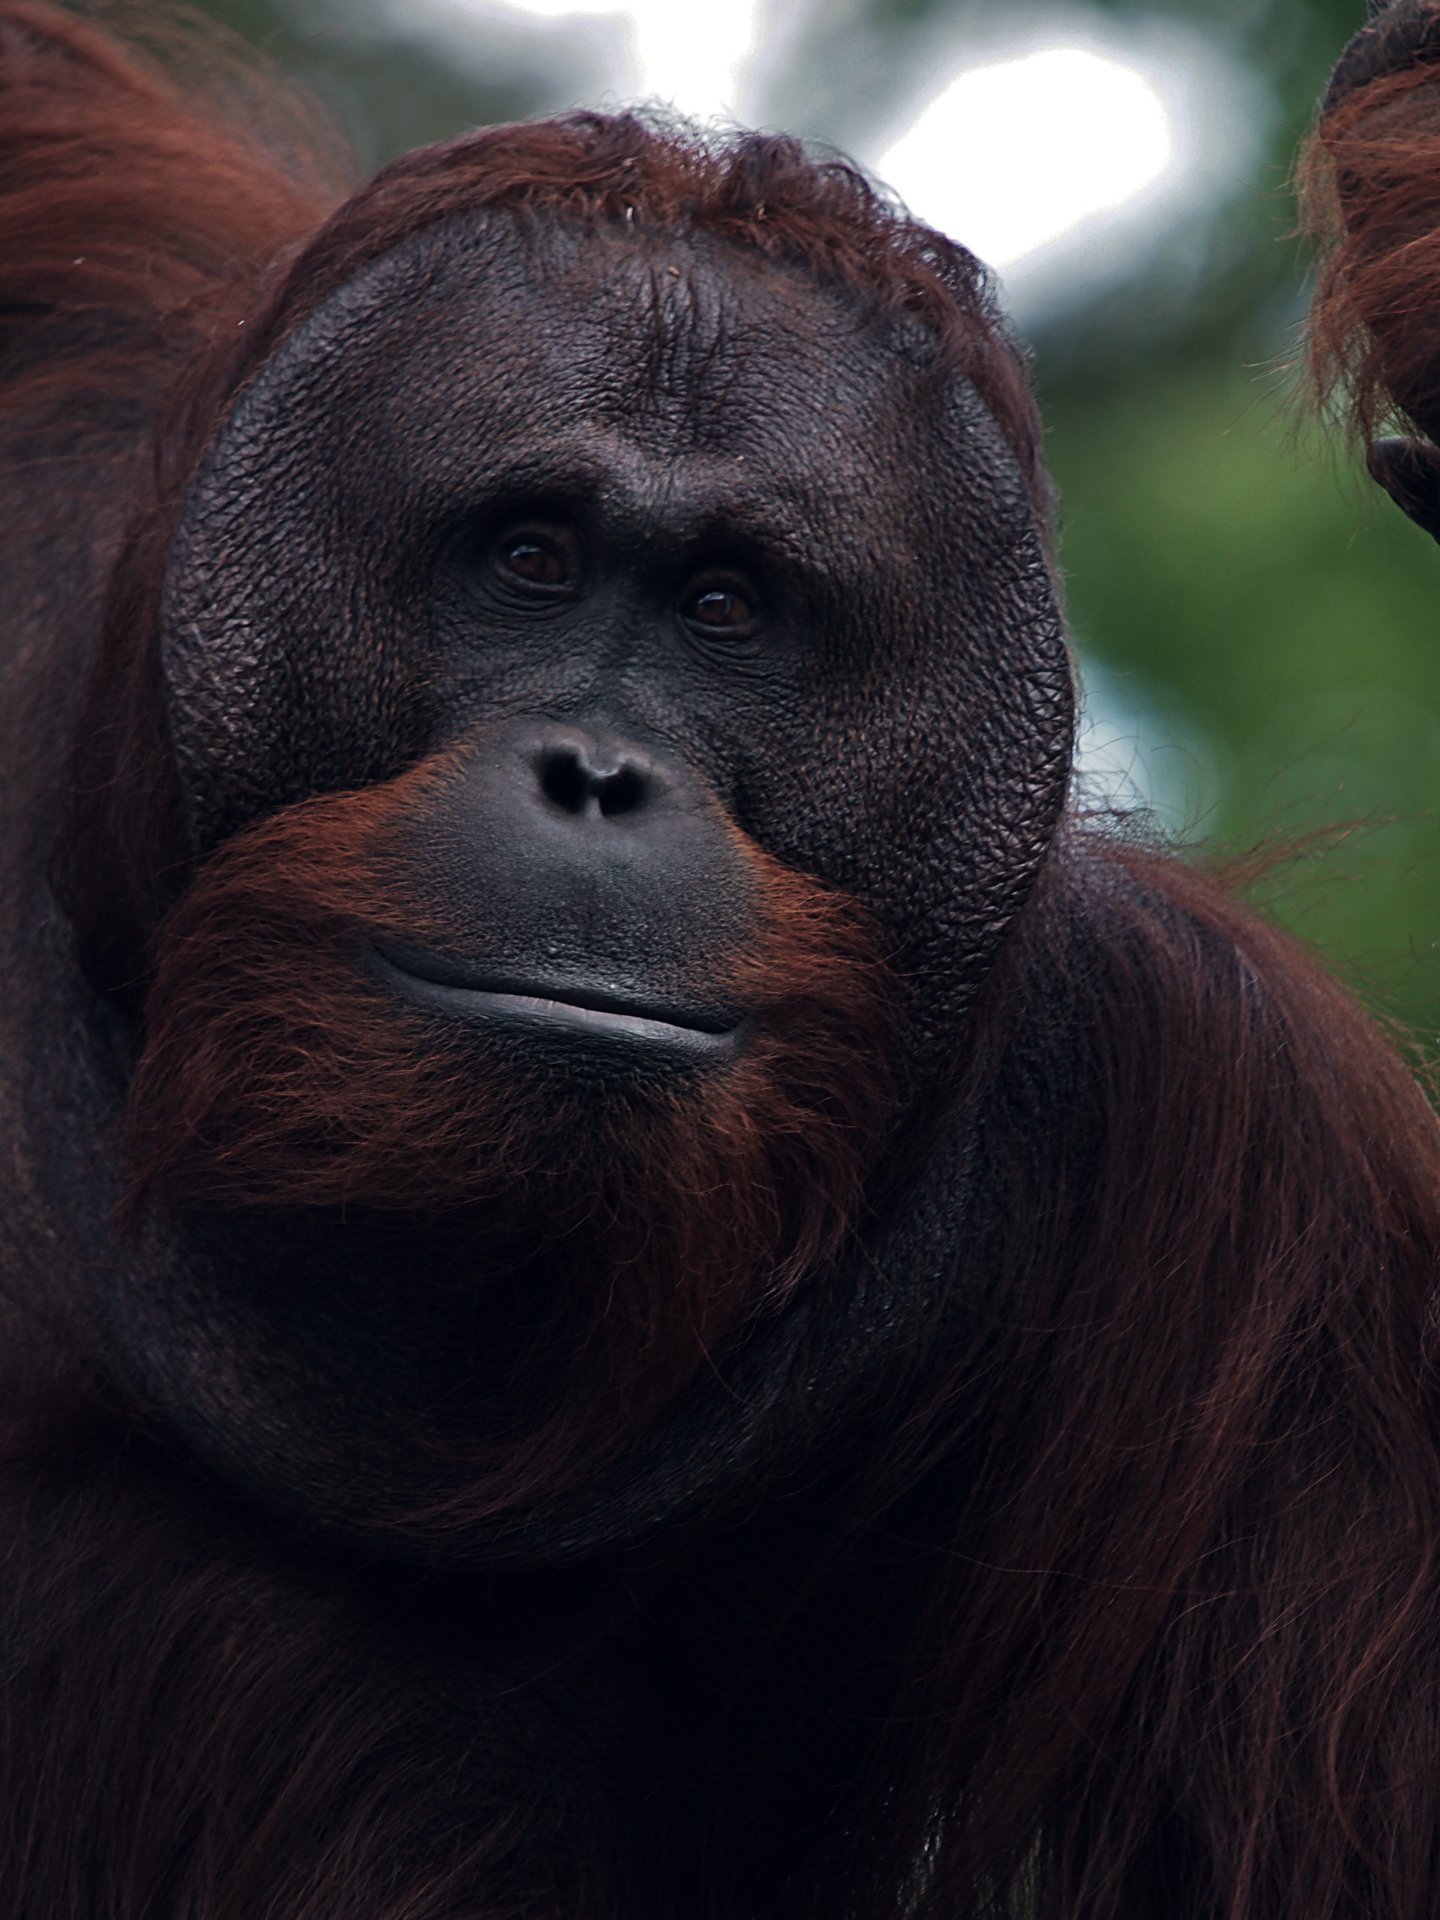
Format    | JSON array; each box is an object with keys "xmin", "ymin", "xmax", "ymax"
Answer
[
  {"xmin": 165, "ymin": 219, "xmax": 1064, "ymax": 1008},
  {"xmin": 71, "ymin": 218, "xmax": 1071, "ymax": 1561}
]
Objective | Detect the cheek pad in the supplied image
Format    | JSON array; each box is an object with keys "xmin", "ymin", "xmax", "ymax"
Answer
[
  {"xmin": 162, "ymin": 287, "xmax": 430, "ymax": 853},
  {"xmin": 161, "ymin": 221, "xmax": 1073, "ymax": 1031}
]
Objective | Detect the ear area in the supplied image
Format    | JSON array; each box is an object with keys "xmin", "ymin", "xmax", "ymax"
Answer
[{"xmin": 1366, "ymin": 434, "xmax": 1440, "ymax": 539}]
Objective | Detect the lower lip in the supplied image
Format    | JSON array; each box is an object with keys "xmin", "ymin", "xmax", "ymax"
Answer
[{"xmin": 372, "ymin": 954, "xmax": 743, "ymax": 1058}]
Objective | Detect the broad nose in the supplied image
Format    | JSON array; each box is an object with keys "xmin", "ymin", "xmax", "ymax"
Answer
[
  {"xmin": 396, "ymin": 718, "xmax": 757, "ymax": 1001},
  {"xmin": 534, "ymin": 735, "xmax": 655, "ymax": 821}
]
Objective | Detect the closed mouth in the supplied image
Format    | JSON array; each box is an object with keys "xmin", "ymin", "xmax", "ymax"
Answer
[{"xmin": 371, "ymin": 945, "xmax": 743, "ymax": 1054}]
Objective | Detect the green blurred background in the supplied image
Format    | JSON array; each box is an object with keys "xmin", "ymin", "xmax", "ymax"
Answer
[{"xmin": 182, "ymin": 0, "xmax": 1440, "ymax": 1031}]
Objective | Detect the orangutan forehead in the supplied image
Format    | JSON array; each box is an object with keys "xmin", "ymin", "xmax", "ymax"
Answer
[
  {"xmin": 304, "ymin": 209, "xmax": 957, "ymax": 458},
  {"xmin": 516, "ymin": 216, "xmax": 928, "ymax": 379}
]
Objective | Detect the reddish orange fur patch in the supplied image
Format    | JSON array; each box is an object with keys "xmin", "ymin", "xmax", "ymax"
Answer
[
  {"xmin": 123, "ymin": 755, "xmax": 897, "ymax": 1439},
  {"xmin": 1303, "ymin": 62, "xmax": 1440, "ymax": 439}
]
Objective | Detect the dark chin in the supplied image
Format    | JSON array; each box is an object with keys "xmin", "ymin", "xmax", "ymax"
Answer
[{"xmin": 369, "ymin": 944, "xmax": 748, "ymax": 1071}]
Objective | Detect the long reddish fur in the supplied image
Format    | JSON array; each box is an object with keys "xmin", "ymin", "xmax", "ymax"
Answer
[
  {"xmin": 7, "ymin": 6, "xmax": 1440, "ymax": 1918},
  {"xmin": 121, "ymin": 750, "xmax": 897, "ymax": 1516},
  {"xmin": 1303, "ymin": 49, "xmax": 1440, "ymax": 438},
  {"xmin": 866, "ymin": 840, "xmax": 1440, "ymax": 1918}
]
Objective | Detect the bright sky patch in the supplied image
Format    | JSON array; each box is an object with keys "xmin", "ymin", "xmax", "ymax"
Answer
[{"xmin": 876, "ymin": 47, "xmax": 1176, "ymax": 271}]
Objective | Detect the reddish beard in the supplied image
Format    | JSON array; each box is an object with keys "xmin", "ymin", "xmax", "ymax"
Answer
[{"xmin": 119, "ymin": 757, "xmax": 898, "ymax": 1512}]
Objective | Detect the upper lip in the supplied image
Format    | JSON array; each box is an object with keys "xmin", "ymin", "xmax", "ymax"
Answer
[{"xmin": 372, "ymin": 943, "xmax": 742, "ymax": 1039}]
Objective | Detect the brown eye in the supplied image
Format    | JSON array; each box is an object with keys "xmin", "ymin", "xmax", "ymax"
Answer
[
  {"xmin": 498, "ymin": 536, "xmax": 570, "ymax": 591},
  {"xmin": 685, "ymin": 588, "xmax": 754, "ymax": 632}
]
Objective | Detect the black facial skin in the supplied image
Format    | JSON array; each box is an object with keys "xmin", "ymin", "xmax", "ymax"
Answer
[
  {"xmin": 163, "ymin": 217, "xmax": 1070, "ymax": 1058},
  {"xmin": 368, "ymin": 718, "xmax": 759, "ymax": 1071},
  {"xmin": 13, "ymin": 214, "xmax": 1071, "ymax": 1563}
]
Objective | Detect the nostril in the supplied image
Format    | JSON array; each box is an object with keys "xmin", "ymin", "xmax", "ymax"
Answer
[
  {"xmin": 597, "ymin": 765, "xmax": 647, "ymax": 818},
  {"xmin": 537, "ymin": 744, "xmax": 652, "ymax": 818},
  {"xmin": 539, "ymin": 749, "xmax": 591, "ymax": 815}
]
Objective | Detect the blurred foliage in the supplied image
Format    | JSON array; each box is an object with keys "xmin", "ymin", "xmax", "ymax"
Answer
[
  {"xmin": 1049, "ymin": 376, "xmax": 1440, "ymax": 1029},
  {"xmin": 190, "ymin": 0, "xmax": 549, "ymax": 170},
  {"xmin": 1027, "ymin": 0, "xmax": 1440, "ymax": 1031},
  {"xmin": 170, "ymin": 0, "xmax": 1440, "ymax": 1028}
]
